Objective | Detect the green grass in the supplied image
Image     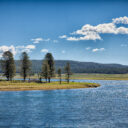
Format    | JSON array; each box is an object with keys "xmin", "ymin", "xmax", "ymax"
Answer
[
  {"xmin": 0, "ymin": 81, "xmax": 100, "ymax": 91},
  {"xmin": 68, "ymin": 73, "xmax": 128, "ymax": 80},
  {"xmin": 1, "ymin": 73, "xmax": 128, "ymax": 80}
]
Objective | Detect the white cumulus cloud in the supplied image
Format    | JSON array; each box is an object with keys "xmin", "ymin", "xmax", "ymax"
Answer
[
  {"xmin": 41, "ymin": 49, "xmax": 49, "ymax": 53},
  {"xmin": 86, "ymin": 47, "xmax": 91, "ymax": 50},
  {"xmin": 31, "ymin": 38, "xmax": 43, "ymax": 44},
  {"xmin": 26, "ymin": 45, "xmax": 35, "ymax": 49},
  {"xmin": 31, "ymin": 37, "xmax": 50, "ymax": 44},
  {"xmin": 16, "ymin": 45, "xmax": 36, "ymax": 53},
  {"xmin": 112, "ymin": 16, "xmax": 128, "ymax": 24},
  {"xmin": 60, "ymin": 16, "xmax": 128, "ymax": 41},
  {"xmin": 92, "ymin": 48, "xmax": 105, "ymax": 52},
  {"xmin": 59, "ymin": 35, "xmax": 67, "ymax": 39},
  {"xmin": 67, "ymin": 37, "xmax": 79, "ymax": 41},
  {"xmin": 0, "ymin": 44, "xmax": 36, "ymax": 58},
  {"xmin": 0, "ymin": 45, "xmax": 16, "ymax": 57}
]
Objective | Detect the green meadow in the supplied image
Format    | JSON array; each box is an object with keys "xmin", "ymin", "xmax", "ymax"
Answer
[
  {"xmin": 69, "ymin": 73, "xmax": 128, "ymax": 80},
  {"xmin": 11, "ymin": 73, "xmax": 128, "ymax": 80}
]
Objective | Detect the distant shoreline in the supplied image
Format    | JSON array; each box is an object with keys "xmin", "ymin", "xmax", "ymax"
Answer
[
  {"xmin": 3, "ymin": 73, "xmax": 128, "ymax": 81},
  {"xmin": 0, "ymin": 81, "xmax": 100, "ymax": 91}
]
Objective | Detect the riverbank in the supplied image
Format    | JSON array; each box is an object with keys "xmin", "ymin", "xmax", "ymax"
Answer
[
  {"xmin": 0, "ymin": 81, "xmax": 100, "ymax": 91},
  {"xmin": 70, "ymin": 73, "xmax": 128, "ymax": 80},
  {"xmin": 8, "ymin": 73, "xmax": 128, "ymax": 80}
]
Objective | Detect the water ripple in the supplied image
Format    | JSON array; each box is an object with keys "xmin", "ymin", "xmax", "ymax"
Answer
[{"xmin": 0, "ymin": 80, "xmax": 128, "ymax": 127}]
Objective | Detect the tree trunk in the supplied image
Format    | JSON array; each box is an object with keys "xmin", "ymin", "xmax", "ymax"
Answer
[
  {"xmin": 28, "ymin": 77, "xmax": 30, "ymax": 83},
  {"xmin": 24, "ymin": 76, "xmax": 26, "ymax": 82},
  {"xmin": 48, "ymin": 77, "xmax": 50, "ymax": 83},
  {"xmin": 68, "ymin": 74, "xmax": 69, "ymax": 83},
  {"xmin": 23, "ymin": 69, "xmax": 26, "ymax": 82},
  {"xmin": 67, "ymin": 77, "xmax": 69, "ymax": 83},
  {"xmin": 60, "ymin": 78, "xmax": 61, "ymax": 84},
  {"xmin": 39, "ymin": 77, "xmax": 42, "ymax": 83},
  {"xmin": 7, "ymin": 76, "xmax": 9, "ymax": 81},
  {"xmin": 45, "ymin": 78, "xmax": 47, "ymax": 83}
]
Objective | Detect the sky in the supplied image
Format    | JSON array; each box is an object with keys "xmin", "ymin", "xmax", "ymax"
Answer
[{"xmin": 0, "ymin": 0, "xmax": 128, "ymax": 64}]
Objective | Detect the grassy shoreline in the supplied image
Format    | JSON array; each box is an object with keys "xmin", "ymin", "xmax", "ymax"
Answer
[
  {"xmin": 0, "ymin": 81, "xmax": 100, "ymax": 91},
  {"xmin": 9, "ymin": 73, "xmax": 128, "ymax": 80},
  {"xmin": 69, "ymin": 73, "xmax": 128, "ymax": 80}
]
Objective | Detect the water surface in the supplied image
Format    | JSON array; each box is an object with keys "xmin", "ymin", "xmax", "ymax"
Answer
[{"xmin": 0, "ymin": 80, "xmax": 128, "ymax": 127}]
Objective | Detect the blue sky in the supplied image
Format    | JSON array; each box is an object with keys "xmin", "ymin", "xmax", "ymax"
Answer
[{"xmin": 0, "ymin": 0, "xmax": 128, "ymax": 64}]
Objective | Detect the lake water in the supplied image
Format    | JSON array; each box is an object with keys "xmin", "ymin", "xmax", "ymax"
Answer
[{"xmin": 0, "ymin": 80, "xmax": 128, "ymax": 127}]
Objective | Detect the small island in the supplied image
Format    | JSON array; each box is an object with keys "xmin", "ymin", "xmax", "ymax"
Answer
[
  {"xmin": 0, "ymin": 51, "xmax": 100, "ymax": 91},
  {"xmin": 0, "ymin": 81, "xmax": 100, "ymax": 91}
]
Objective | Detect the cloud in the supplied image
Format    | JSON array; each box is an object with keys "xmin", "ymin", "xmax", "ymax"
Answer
[
  {"xmin": 26, "ymin": 45, "xmax": 35, "ymax": 49},
  {"xmin": 67, "ymin": 37, "xmax": 79, "ymax": 41},
  {"xmin": 31, "ymin": 38, "xmax": 43, "ymax": 44},
  {"xmin": 61, "ymin": 16, "xmax": 128, "ymax": 41},
  {"xmin": 92, "ymin": 48, "xmax": 105, "ymax": 52},
  {"xmin": 112, "ymin": 16, "xmax": 128, "ymax": 24},
  {"xmin": 85, "ymin": 47, "xmax": 105, "ymax": 52},
  {"xmin": 31, "ymin": 37, "xmax": 50, "ymax": 44},
  {"xmin": 0, "ymin": 45, "xmax": 16, "ymax": 57},
  {"xmin": 0, "ymin": 44, "xmax": 36, "ymax": 58},
  {"xmin": 41, "ymin": 49, "xmax": 48, "ymax": 53},
  {"xmin": 59, "ymin": 35, "xmax": 67, "ymax": 39},
  {"xmin": 16, "ymin": 45, "xmax": 36, "ymax": 53},
  {"xmin": 86, "ymin": 47, "xmax": 91, "ymax": 50},
  {"xmin": 62, "ymin": 50, "xmax": 66, "ymax": 54}
]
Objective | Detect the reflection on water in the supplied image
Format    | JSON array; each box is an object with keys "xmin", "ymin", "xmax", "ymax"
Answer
[{"xmin": 0, "ymin": 80, "xmax": 128, "ymax": 127}]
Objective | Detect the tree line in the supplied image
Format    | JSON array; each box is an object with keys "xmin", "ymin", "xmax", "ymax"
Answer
[
  {"xmin": 8, "ymin": 60, "xmax": 128, "ymax": 74},
  {"xmin": 0, "ymin": 51, "xmax": 72, "ymax": 83}
]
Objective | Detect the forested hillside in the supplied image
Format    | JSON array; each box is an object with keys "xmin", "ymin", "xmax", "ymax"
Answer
[{"xmin": 9, "ymin": 60, "xmax": 128, "ymax": 74}]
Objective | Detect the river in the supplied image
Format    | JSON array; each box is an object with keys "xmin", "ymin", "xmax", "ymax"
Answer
[{"xmin": 0, "ymin": 80, "xmax": 128, "ymax": 127}]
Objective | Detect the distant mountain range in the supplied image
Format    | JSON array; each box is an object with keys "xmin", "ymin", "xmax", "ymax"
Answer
[{"xmin": 13, "ymin": 60, "xmax": 128, "ymax": 74}]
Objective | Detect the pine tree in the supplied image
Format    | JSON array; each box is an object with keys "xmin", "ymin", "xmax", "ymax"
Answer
[
  {"xmin": 42, "ymin": 61, "xmax": 50, "ymax": 82},
  {"xmin": 64, "ymin": 62, "xmax": 71, "ymax": 83},
  {"xmin": 1, "ymin": 51, "xmax": 16, "ymax": 81},
  {"xmin": 57, "ymin": 68, "xmax": 62, "ymax": 84},
  {"xmin": 20, "ymin": 52, "xmax": 31, "ymax": 81},
  {"xmin": 42, "ymin": 53, "xmax": 55, "ymax": 83},
  {"xmin": 37, "ymin": 72, "xmax": 42, "ymax": 83}
]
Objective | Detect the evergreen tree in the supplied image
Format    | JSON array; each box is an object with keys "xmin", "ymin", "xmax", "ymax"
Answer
[
  {"xmin": 1, "ymin": 51, "xmax": 16, "ymax": 81},
  {"xmin": 42, "ymin": 60, "xmax": 50, "ymax": 82},
  {"xmin": 28, "ymin": 71, "xmax": 34, "ymax": 82},
  {"xmin": 57, "ymin": 68, "xmax": 62, "ymax": 84},
  {"xmin": 37, "ymin": 72, "xmax": 42, "ymax": 83},
  {"xmin": 64, "ymin": 62, "xmax": 71, "ymax": 83},
  {"xmin": 20, "ymin": 52, "xmax": 31, "ymax": 81},
  {"xmin": 42, "ymin": 53, "xmax": 55, "ymax": 83}
]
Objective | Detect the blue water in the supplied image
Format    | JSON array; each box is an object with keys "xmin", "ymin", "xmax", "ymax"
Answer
[{"xmin": 0, "ymin": 80, "xmax": 128, "ymax": 128}]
